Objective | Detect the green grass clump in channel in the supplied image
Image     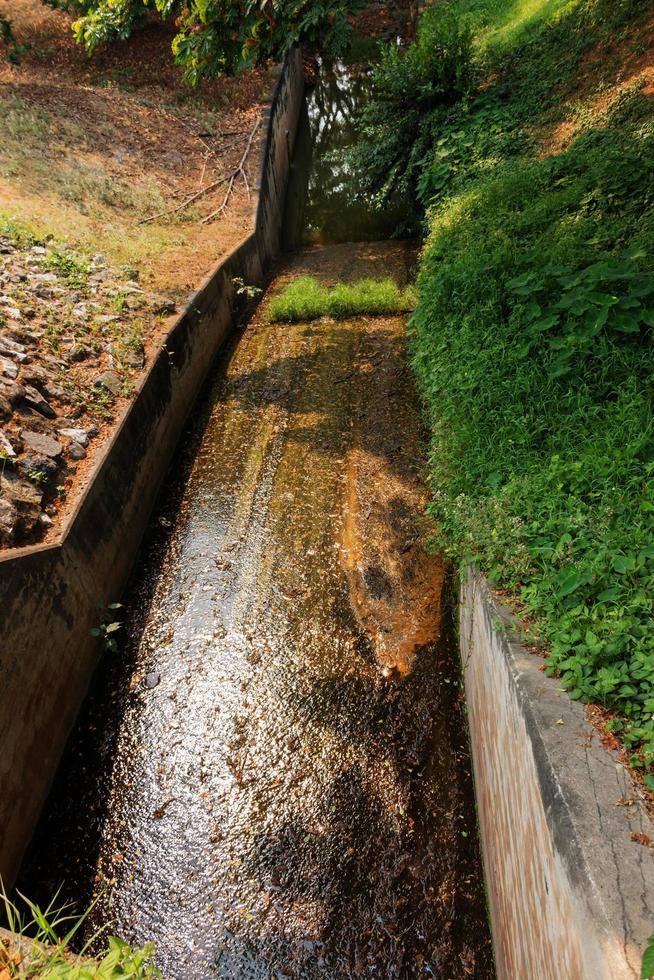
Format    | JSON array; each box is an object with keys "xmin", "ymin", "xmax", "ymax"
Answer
[
  {"xmin": 403, "ymin": 0, "xmax": 654, "ymax": 769},
  {"xmin": 267, "ymin": 276, "xmax": 417, "ymax": 323}
]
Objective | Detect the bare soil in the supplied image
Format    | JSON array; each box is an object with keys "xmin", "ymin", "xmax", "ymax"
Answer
[
  {"xmin": 0, "ymin": 0, "xmax": 276, "ymax": 549},
  {"xmin": 538, "ymin": 8, "xmax": 654, "ymax": 155},
  {"xmin": 0, "ymin": 1, "xmax": 274, "ymax": 292}
]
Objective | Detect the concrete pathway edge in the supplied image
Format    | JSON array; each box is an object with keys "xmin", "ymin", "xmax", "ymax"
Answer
[{"xmin": 461, "ymin": 566, "xmax": 654, "ymax": 979}]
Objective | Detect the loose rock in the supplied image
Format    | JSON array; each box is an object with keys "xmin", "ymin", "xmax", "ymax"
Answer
[
  {"xmin": 0, "ymin": 356, "xmax": 18, "ymax": 380},
  {"xmin": 0, "ymin": 430, "xmax": 16, "ymax": 457},
  {"xmin": 22, "ymin": 453, "xmax": 58, "ymax": 482},
  {"xmin": 68, "ymin": 441, "xmax": 86, "ymax": 460},
  {"xmin": 94, "ymin": 372, "xmax": 122, "ymax": 395},
  {"xmin": 0, "ymin": 496, "xmax": 17, "ymax": 545},
  {"xmin": 22, "ymin": 385, "xmax": 56, "ymax": 419},
  {"xmin": 21, "ymin": 430, "xmax": 63, "ymax": 458},
  {"xmin": 57, "ymin": 427, "xmax": 89, "ymax": 447},
  {"xmin": 0, "ymin": 469, "xmax": 42, "ymax": 541}
]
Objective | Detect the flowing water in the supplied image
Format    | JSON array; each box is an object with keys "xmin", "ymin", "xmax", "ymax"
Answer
[{"xmin": 17, "ymin": 64, "xmax": 495, "ymax": 980}]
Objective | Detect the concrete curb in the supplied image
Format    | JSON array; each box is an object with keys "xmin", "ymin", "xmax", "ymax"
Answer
[
  {"xmin": 461, "ymin": 567, "xmax": 654, "ymax": 979},
  {"xmin": 0, "ymin": 48, "xmax": 304, "ymax": 886}
]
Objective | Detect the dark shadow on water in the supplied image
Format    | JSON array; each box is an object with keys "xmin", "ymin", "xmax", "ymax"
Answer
[
  {"xmin": 283, "ymin": 61, "xmax": 410, "ymax": 247},
  {"xmin": 215, "ymin": 576, "xmax": 494, "ymax": 978}
]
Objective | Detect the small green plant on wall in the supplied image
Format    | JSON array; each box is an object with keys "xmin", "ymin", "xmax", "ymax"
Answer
[{"xmin": 90, "ymin": 602, "xmax": 124, "ymax": 653}]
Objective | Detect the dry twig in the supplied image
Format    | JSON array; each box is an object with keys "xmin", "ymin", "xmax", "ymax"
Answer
[
  {"xmin": 139, "ymin": 172, "xmax": 233, "ymax": 224},
  {"xmin": 139, "ymin": 116, "xmax": 261, "ymax": 226},
  {"xmin": 201, "ymin": 116, "xmax": 261, "ymax": 224}
]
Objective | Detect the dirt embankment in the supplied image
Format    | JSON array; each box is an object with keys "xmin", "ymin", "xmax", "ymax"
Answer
[
  {"xmin": 538, "ymin": 8, "xmax": 654, "ymax": 155},
  {"xmin": 0, "ymin": 0, "xmax": 275, "ymax": 548}
]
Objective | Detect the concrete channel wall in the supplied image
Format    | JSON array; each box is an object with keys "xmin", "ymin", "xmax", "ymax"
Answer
[
  {"xmin": 461, "ymin": 567, "xmax": 654, "ymax": 980},
  {"xmin": 0, "ymin": 48, "xmax": 304, "ymax": 887}
]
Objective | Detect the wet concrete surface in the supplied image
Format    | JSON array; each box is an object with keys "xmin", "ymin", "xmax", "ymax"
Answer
[{"xmin": 18, "ymin": 242, "xmax": 494, "ymax": 978}]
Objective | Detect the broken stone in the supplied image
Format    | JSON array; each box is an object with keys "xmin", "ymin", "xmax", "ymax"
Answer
[
  {"xmin": 0, "ymin": 381, "xmax": 26, "ymax": 407},
  {"xmin": 144, "ymin": 672, "xmax": 161, "ymax": 689},
  {"xmin": 94, "ymin": 372, "xmax": 121, "ymax": 395},
  {"xmin": 0, "ymin": 356, "xmax": 18, "ymax": 380},
  {"xmin": 20, "ymin": 365, "xmax": 52, "ymax": 390},
  {"xmin": 67, "ymin": 441, "xmax": 86, "ymax": 460},
  {"xmin": 0, "ymin": 469, "xmax": 42, "ymax": 541},
  {"xmin": 42, "ymin": 354, "xmax": 67, "ymax": 370},
  {"xmin": 22, "ymin": 385, "xmax": 56, "ymax": 419},
  {"xmin": 124, "ymin": 350, "xmax": 145, "ymax": 370},
  {"xmin": 38, "ymin": 512, "xmax": 53, "ymax": 529},
  {"xmin": 22, "ymin": 453, "xmax": 58, "ymax": 481},
  {"xmin": 57, "ymin": 427, "xmax": 88, "ymax": 447},
  {"xmin": 0, "ymin": 336, "xmax": 28, "ymax": 362},
  {"xmin": 154, "ymin": 300, "xmax": 177, "ymax": 316},
  {"xmin": 0, "ymin": 496, "xmax": 17, "ymax": 546},
  {"xmin": 0, "ymin": 430, "xmax": 16, "ymax": 457},
  {"xmin": 21, "ymin": 430, "xmax": 63, "ymax": 458}
]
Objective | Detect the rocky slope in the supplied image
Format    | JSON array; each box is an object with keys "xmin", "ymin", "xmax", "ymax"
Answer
[{"xmin": 0, "ymin": 227, "xmax": 172, "ymax": 547}]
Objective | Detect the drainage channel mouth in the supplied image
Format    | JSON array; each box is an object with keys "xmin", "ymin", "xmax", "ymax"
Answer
[{"xmin": 16, "ymin": 60, "xmax": 495, "ymax": 979}]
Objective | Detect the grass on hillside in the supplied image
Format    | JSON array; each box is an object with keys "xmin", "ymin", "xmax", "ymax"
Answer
[
  {"xmin": 267, "ymin": 276, "xmax": 417, "ymax": 322},
  {"xmin": 407, "ymin": 0, "xmax": 654, "ymax": 769}
]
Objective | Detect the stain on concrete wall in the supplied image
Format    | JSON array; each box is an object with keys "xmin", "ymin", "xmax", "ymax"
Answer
[{"xmin": 461, "ymin": 568, "xmax": 654, "ymax": 980}]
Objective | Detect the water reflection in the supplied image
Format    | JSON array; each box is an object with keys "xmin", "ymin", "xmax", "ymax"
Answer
[{"xmin": 284, "ymin": 60, "xmax": 409, "ymax": 246}]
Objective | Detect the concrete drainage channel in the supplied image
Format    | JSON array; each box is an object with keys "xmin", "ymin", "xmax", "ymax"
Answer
[
  {"xmin": 2, "ymin": 49, "xmax": 654, "ymax": 980},
  {"xmin": 0, "ymin": 47, "xmax": 304, "ymax": 888}
]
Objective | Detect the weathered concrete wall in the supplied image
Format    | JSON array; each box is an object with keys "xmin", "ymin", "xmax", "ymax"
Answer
[
  {"xmin": 461, "ymin": 568, "xmax": 654, "ymax": 980},
  {"xmin": 0, "ymin": 49, "xmax": 304, "ymax": 886}
]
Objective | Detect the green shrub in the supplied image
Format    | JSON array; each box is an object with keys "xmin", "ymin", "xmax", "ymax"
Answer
[
  {"xmin": 348, "ymin": 6, "xmax": 474, "ymax": 213},
  {"xmin": 406, "ymin": 0, "xmax": 654, "ymax": 766},
  {"xmin": 267, "ymin": 276, "xmax": 417, "ymax": 323},
  {"xmin": 1, "ymin": 12, "xmax": 28, "ymax": 63},
  {"xmin": 0, "ymin": 887, "xmax": 160, "ymax": 978}
]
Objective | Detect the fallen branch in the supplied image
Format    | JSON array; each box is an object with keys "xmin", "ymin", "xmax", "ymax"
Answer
[
  {"xmin": 201, "ymin": 116, "xmax": 261, "ymax": 224},
  {"xmin": 138, "ymin": 172, "xmax": 233, "ymax": 225},
  {"xmin": 139, "ymin": 116, "xmax": 261, "ymax": 226}
]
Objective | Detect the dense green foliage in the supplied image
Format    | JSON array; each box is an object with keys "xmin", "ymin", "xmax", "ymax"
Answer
[
  {"xmin": 40, "ymin": 0, "xmax": 363, "ymax": 82},
  {"xmin": 267, "ymin": 275, "xmax": 417, "ymax": 322},
  {"xmin": 1, "ymin": 13, "xmax": 28, "ymax": 64},
  {"xmin": 350, "ymin": 6, "xmax": 474, "ymax": 210},
  {"xmin": 394, "ymin": 0, "xmax": 654, "ymax": 767}
]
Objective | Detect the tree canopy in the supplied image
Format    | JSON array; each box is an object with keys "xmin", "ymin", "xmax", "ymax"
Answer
[{"xmin": 28, "ymin": 0, "xmax": 363, "ymax": 82}]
